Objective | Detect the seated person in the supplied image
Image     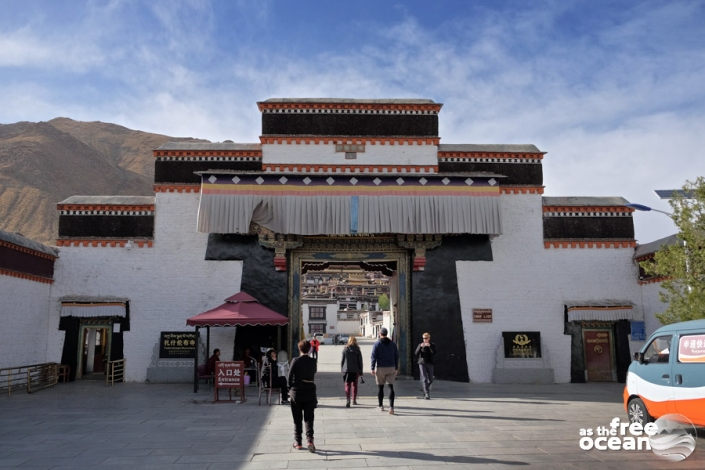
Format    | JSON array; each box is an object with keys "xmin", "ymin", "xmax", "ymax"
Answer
[
  {"xmin": 243, "ymin": 347, "xmax": 257, "ymax": 368},
  {"xmin": 644, "ymin": 337, "xmax": 671, "ymax": 363},
  {"xmin": 262, "ymin": 348, "xmax": 289, "ymax": 404},
  {"xmin": 206, "ymin": 348, "xmax": 220, "ymax": 374}
]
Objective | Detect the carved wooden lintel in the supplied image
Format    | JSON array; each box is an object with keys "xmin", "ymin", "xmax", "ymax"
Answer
[
  {"xmin": 252, "ymin": 223, "xmax": 303, "ymax": 271},
  {"xmin": 396, "ymin": 234, "xmax": 443, "ymax": 271},
  {"xmin": 252, "ymin": 222, "xmax": 444, "ymax": 272}
]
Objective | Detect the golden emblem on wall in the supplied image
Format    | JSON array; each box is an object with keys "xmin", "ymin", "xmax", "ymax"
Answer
[{"xmin": 513, "ymin": 334, "xmax": 531, "ymax": 346}]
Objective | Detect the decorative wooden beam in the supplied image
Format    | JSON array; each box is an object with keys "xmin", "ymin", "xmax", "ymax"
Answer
[
  {"xmin": 396, "ymin": 234, "xmax": 443, "ymax": 271},
  {"xmin": 252, "ymin": 223, "xmax": 304, "ymax": 272}
]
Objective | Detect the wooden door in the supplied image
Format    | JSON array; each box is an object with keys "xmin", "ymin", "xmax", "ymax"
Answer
[{"xmin": 583, "ymin": 329, "xmax": 615, "ymax": 382}]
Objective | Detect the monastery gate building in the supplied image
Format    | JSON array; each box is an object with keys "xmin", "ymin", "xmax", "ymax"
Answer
[{"xmin": 1, "ymin": 98, "xmax": 666, "ymax": 384}]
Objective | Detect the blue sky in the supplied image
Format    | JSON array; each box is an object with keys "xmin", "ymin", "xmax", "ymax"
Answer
[{"xmin": 1, "ymin": 0, "xmax": 704, "ymax": 242}]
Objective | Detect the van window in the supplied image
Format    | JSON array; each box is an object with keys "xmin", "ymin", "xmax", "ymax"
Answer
[
  {"xmin": 644, "ymin": 335, "xmax": 672, "ymax": 363},
  {"xmin": 678, "ymin": 334, "xmax": 705, "ymax": 363}
]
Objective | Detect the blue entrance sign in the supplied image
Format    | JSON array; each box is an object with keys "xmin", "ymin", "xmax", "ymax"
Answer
[{"xmin": 630, "ymin": 321, "xmax": 646, "ymax": 341}]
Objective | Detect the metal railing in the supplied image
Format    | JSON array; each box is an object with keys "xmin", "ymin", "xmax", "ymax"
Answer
[
  {"xmin": 106, "ymin": 359, "xmax": 125, "ymax": 386},
  {"xmin": 0, "ymin": 363, "xmax": 58, "ymax": 397}
]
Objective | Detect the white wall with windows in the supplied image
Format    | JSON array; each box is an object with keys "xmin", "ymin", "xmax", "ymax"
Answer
[{"xmin": 302, "ymin": 300, "xmax": 337, "ymax": 339}]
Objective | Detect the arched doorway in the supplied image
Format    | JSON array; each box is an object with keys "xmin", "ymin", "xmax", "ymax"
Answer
[{"xmin": 288, "ymin": 236, "xmax": 412, "ymax": 374}]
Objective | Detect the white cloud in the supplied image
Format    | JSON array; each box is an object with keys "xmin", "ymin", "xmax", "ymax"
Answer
[
  {"xmin": 0, "ymin": 29, "xmax": 105, "ymax": 71},
  {"xmin": 1, "ymin": 1, "xmax": 703, "ymax": 242}
]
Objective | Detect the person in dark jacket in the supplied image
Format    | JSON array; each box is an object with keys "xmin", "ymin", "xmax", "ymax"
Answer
[
  {"xmin": 262, "ymin": 349, "xmax": 289, "ymax": 404},
  {"xmin": 370, "ymin": 327, "xmax": 399, "ymax": 414},
  {"xmin": 288, "ymin": 340, "xmax": 318, "ymax": 453},
  {"xmin": 340, "ymin": 336, "xmax": 363, "ymax": 407},
  {"xmin": 415, "ymin": 332, "xmax": 437, "ymax": 399},
  {"xmin": 206, "ymin": 348, "xmax": 220, "ymax": 374}
]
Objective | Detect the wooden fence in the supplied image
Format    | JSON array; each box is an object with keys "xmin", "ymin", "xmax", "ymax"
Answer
[
  {"xmin": 0, "ymin": 363, "xmax": 58, "ymax": 397},
  {"xmin": 106, "ymin": 359, "xmax": 125, "ymax": 386}
]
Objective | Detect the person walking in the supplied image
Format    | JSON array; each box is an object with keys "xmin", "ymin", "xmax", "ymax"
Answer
[
  {"xmin": 370, "ymin": 327, "xmax": 399, "ymax": 414},
  {"xmin": 341, "ymin": 336, "xmax": 363, "ymax": 407},
  {"xmin": 415, "ymin": 332, "xmax": 437, "ymax": 399},
  {"xmin": 289, "ymin": 340, "xmax": 318, "ymax": 453},
  {"xmin": 309, "ymin": 336, "xmax": 320, "ymax": 361}
]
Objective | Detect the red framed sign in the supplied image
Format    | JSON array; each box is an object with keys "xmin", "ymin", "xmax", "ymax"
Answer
[{"xmin": 214, "ymin": 361, "xmax": 245, "ymax": 403}]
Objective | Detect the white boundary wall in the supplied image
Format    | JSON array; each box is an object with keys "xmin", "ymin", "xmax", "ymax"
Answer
[
  {"xmin": 457, "ymin": 194, "xmax": 643, "ymax": 383},
  {"xmin": 0, "ymin": 275, "xmax": 51, "ymax": 369},
  {"xmin": 48, "ymin": 192, "xmax": 243, "ymax": 381},
  {"xmin": 263, "ymin": 142, "xmax": 438, "ymax": 167},
  {"xmin": 8, "ymin": 188, "xmax": 668, "ymax": 383},
  {"xmin": 640, "ymin": 282, "xmax": 669, "ymax": 338}
]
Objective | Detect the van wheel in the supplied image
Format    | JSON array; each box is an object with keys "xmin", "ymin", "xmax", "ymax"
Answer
[{"xmin": 628, "ymin": 398, "xmax": 652, "ymax": 425}]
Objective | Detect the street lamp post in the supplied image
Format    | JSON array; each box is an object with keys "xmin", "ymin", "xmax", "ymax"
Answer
[
  {"xmin": 627, "ymin": 203, "xmax": 692, "ymax": 292},
  {"xmin": 624, "ymin": 203, "xmax": 674, "ymax": 219}
]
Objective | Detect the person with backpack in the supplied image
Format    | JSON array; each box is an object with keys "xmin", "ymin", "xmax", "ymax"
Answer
[
  {"xmin": 340, "ymin": 336, "xmax": 363, "ymax": 407},
  {"xmin": 370, "ymin": 327, "xmax": 399, "ymax": 414}
]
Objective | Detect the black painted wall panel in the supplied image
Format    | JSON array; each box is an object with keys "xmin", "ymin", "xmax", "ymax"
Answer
[
  {"xmin": 0, "ymin": 246, "xmax": 54, "ymax": 278},
  {"xmin": 615, "ymin": 320, "xmax": 631, "ymax": 382},
  {"xmin": 205, "ymin": 233, "xmax": 288, "ymax": 331},
  {"xmin": 262, "ymin": 113, "xmax": 438, "ymax": 136},
  {"xmin": 59, "ymin": 317, "xmax": 80, "ymax": 382},
  {"xmin": 205, "ymin": 233, "xmax": 490, "ymax": 382},
  {"xmin": 155, "ymin": 160, "xmax": 263, "ymax": 184},
  {"xmin": 412, "ymin": 234, "xmax": 493, "ymax": 382},
  {"xmin": 438, "ymin": 162, "xmax": 543, "ymax": 186},
  {"xmin": 544, "ymin": 217, "xmax": 634, "ymax": 239},
  {"xmin": 566, "ymin": 320, "xmax": 585, "ymax": 383},
  {"xmin": 59, "ymin": 216, "xmax": 154, "ymax": 238}
]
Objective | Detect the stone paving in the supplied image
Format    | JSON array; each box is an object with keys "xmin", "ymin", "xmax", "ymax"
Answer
[{"xmin": 1, "ymin": 338, "xmax": 704, "ymax": 469}]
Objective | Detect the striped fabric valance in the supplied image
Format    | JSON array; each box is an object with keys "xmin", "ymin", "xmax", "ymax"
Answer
[
  {"xmin": 197, "ymin": 173, "xmax": 503, "ymax": 235},
  {"xmin": 60, "ymin": 302, "xmax": 126, "ymax": 318},
  {"xmin": 567, "ymin": 305, "xmax": 634, "ymax": 322}
]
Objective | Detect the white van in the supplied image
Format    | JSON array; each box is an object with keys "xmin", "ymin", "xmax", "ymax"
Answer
[{"xmin": 624, "ymin": 319, "xmax": 705, "ymax": 427}]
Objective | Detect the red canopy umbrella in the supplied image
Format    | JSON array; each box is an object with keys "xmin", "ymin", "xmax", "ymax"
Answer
[
  {"xmin": 187, "ymin": 291, "xmax": 288, "ymax": 393},
  {"xmin": 187, "ymin": 291, "xmax": 288, "ymax": 327}
]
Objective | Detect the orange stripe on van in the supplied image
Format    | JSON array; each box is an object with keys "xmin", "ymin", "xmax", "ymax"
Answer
[
  {"xmin": 639, "ymin": 395, "xmax": 675, "ymax": 419},
  {"xmin": 673, "ymin": 398, "xmax": 705, "ymax": 427}
]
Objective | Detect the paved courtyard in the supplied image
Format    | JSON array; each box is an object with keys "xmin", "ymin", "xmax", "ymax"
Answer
[{"xmin": 1, "ymin": 338, "xmax": 704, "ymax": 469}]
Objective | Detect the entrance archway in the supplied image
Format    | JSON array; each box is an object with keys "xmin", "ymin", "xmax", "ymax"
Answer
[{"xmin": 288, "ymin": 236, "xmax": 412, "ymax": 374}]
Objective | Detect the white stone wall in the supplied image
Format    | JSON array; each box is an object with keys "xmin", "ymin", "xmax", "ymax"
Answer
[
  {"xmin": 0, "ymin": 275, "xmax": 51, "ymax": 369},
  {"xmin": 48, "ymin": 191, "xmax": 243, "ymax": 381},
  {"xmin": 302, "ymin": 301, "xmax": 337, "ymax": 338},
  {"xmin": 640, "ymin": 282, "xmax": 669, "ymax": 338},
  {"xmin": 457, "ymin": 194, "xmax": 642, "ymax": 383},
  {"xmin": 326, "ymin": 304, "xmax": 338, "ymax": 334},
  {"xmin": 337, "ymin": 319, "xmax": 361, "ymax": 335},
  {"xmin": 262, "ymin": 142, "xmax": 438, "ymax": 168}
]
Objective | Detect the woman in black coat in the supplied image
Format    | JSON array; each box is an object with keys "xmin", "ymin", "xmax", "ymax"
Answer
[
  {"xmin": 340, "ymin": 336, "xmax": 363, "ymax": 407},
  {"xmin": 288, "ymin": 340, "xmax": 318, "ymax": 452}
]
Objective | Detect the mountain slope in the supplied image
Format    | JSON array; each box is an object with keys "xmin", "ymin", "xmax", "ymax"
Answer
[{"xmin": 0, "ymin": 119, "xmax": 202, "ymax": 244}]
